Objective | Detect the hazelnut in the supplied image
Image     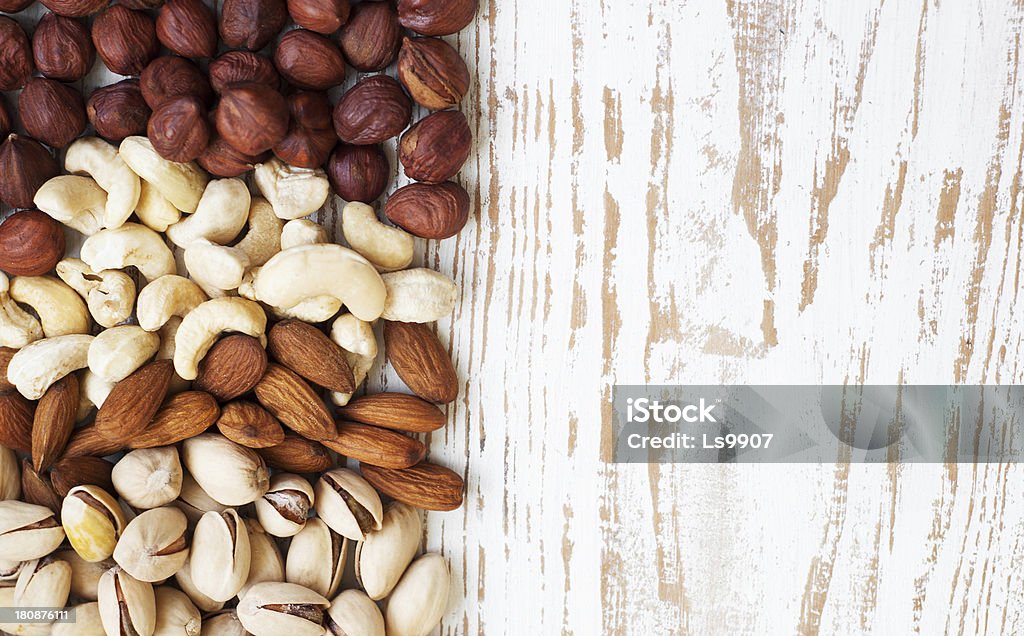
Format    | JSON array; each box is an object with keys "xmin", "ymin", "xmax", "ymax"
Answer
[
  {"xmin": 33, "ymin": 13, "xmax": 95, "ymax": 82},
  {"xmin": 215, "ymin": 82, "xmax": 289, "ymax": 155},
  {"xmin": 326, "ymin": 143, "xmax": 389, "ymax": 203},
  {"xmin": 0, "ymin": 17, "xmax": 33, "ymax": 91},
  {"xmin": 157, "ymin": 0, "xmax": 217, "ymax": 59},
  {"xmin": 384, "ymin": 181, "xmax": 470, "ymax": 239},
  {"xmin": 0, "ymin": 97, "xmax": 10, "ymax": 139},
  {"xmin": 397, "ymin": 0, "xmax": 477, "ymax": 36},
  {"xmin": 87, "ymin": 79, "xmax": 152, "ymax": 142},
  {"xmin": 273, "ymin": 91, "xmax": 337, "ymax": 168},
  {"xmin": 274, "ymin": 29, "xmax": 347, "ymax": 91},
  {"xmin": 39, "ymin": 0, "xmax": 109, "ymax": 17},
  {"xmin": 0, "ymin": 0, "xmax": 32, "ymax": 12},
  {"xmin": 399, "ymin": 110, "xmax": 472, "ymax": 183},
  {"xmin": 0, "ymin": 135, "xmax": 60, "ymax": 210},
  {"xmin": 119, "ymin": 0, "xmax": 164, "ymax": 8},
  {"xmin": 209, "ymin": 51, "xmax": 279, "ymax": 94},
  {"xmin": 0, "ymin": 210, "xmax": 66, "ymax": 276},
  {"xmin": 148, "ymin": 96, "xmax": 210, "ymax": 162},
  {"xmin": 398, "ymin": 37, "xmax": 470, "ymax": 110},
  {"xmin": 19, "ymin": 78, "xmax": 87, "ymax": 149},
  {"xmin": 220, "ymin": 0, "xmax": 288, "ymax": 51},
  {"xmin": 287, "ymin": 0, "xmax": 350, "ymax": 34},
  {"xmin": 140, "ymin": 55, "xmax": 214, "ymax": 110},
  {"xmin": 337, "ymin": 1, "xmax": 401, "ymax": 71},
  {"xmin": 332, "ymin": 75, "xmax": 411, "ymax": 145},
  {"xmin": 198, "ymin": 135, "xmax": 268, "ymax": 177},
  {"xmin": 92, "ymin": 5, "xmax": 159, "ymax": 76}
]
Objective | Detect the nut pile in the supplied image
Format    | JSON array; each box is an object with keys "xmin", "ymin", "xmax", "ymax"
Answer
[{"xmin": 0, "ymin": 0, "xmax": 477, "ymax": 633}]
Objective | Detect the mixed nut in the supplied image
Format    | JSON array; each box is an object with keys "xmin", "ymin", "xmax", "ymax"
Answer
[{"xmin": 0, "ymin": 0, "xmax": 475, "ymax": 633}]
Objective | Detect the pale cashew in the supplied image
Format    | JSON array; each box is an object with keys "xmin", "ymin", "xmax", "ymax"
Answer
[
  {"xmin": 235, "ymin": 198, "xmax": 283, "ymax": 266},
  {"xmin": 33, "ymin": 175, "xmax": 107, "ymax": 236},
  {"xmin": 254, "ymin": 158, "xmax": 330, "ymax": 220},
  {"xmin": 88, "ymin": 325, "xmax": 161, "ymax": 383},
  {"xmin": 173, "ymin": 297, "xmax": 267, "ymax": 380},
  {"xmin": 157, "ymin": 317, "xmax": 191, "ymax": 394},
  {"xmin": 134, "ymin": 181, "xmax": 182, "ymax": 233},
  {"xmin": 280, "ymin": 219, "xmax": 328, "ymax": 250},
  {"xmin": 329, "ymin": 314, "xmax": 378, "ymax": 407},
  {"xmin": 184, "ymin": 240, "xmax": 250, "ymax": 293},
  {"xmin": 137, "ymin": 275, "xmax": 208, "ymax": 332},
  {"xmin": 238, "ymin": 267, "xmax": 339, "ymax": 322},
  {"xmin": 65, "ymin": 136, "xmax": 142, "ymax": 229},
  {"xmin": 166, "ymin": 179, "xmax": 251, "ymax": 248},
  {"xmin": 253, "ymin": 245, "xmax": 385, "ymax": 322},
  {"xmin": 342, "ymin": 202, "xmax": 414, "ymax": 272},
  {"xmin": 56, "ymin": 258, "xmax": 136, "ymax": 329},
  {"xmin": 119, "ymin": 136, "xmax": 208, "ymax": 214},
  {"xmin": 0, "ymin": 272, "xmax": 42, "ymax": 349},
  {"xmin": 77, "ymin": 369, "xmax": 115, "ymax": 422},
  {"xmin": 7, "ymin": 334, "xmax": 94, "ymax": 399},
  {"xmin": 80, "ymin": 223, "xmax": 176, "ymax": 281},
  {"xmin": 9, "ymin": 276, "xmax": 91, "ymax": 337},
  {"xmin": 380, "ymin": 268, "xmax": 458, "ymax": 323}
]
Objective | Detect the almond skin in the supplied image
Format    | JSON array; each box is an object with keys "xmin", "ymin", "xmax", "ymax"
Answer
[
  {"xmin": 20, "ymin": 459, "xmax": 60, "ymax": 513},
  {"xmin": 0, "ymin": 391, "xmax": 33, "ymax": 453},
  {"xmin": 361, "ymin": 461, "xmax": 464, "ymax": 511},
  {"xmin": 217, "ymin": 400, "xmax": 285, "ymax": 448},
  {"xmin": 129, "ymin": 391, "xmax": 220, "ymax": 448},
  {"xmin": 257, "ymin": 433, "xmax": 332, "ymax": 473},
  {"xmin": 383, "ymin": 321, "xmax": 458, "ymax": 403},
  {"xmin": 32, "ymin": 374, "xmax": 78, "ymax": 471},
  {"xmin": 50, "ymin": 456, "xmax": 115, "ymax": 497},
  {"xmin": 63, "ymin": 423, "xmax": 125, "ymax": 458},
  {"xmin": 0, "ymin": 347, "xmax": 16, "ymax": 392},
  {"xmin": 322, "ymin": 421, "xmax": 426, "ymax": 469},
  {"xmin": 338, "ymin": 393, "xmax": 445, "ymax": 433},
  {"xmin": 95, "ymin": 359, "xmax": 174, "ymax": 442},
  {"xmin": 267, "ymin": 319, "xmax": 355, "ymax": 393},
  {"xmin": 194, "ymin": 334, "xmax": 268, "ymax": 401},
  {"xmin": 254, "ymin": 363, "xmax": 336, "ymax": 441}
]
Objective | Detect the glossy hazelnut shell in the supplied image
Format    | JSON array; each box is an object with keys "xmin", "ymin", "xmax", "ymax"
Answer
[
  {"xmin": 215, "ymin": 82, "xmax": 289, "ymax": 155},
  {"xmin": 0, "ymin": 17, "xmax": 33, "ymax": 91},
  {"xmin": 397, "ymin": 0, "xmax": 477, "ymax": 36},
  {"xmin": 39, "ymin": 0, "xmax": 108, "ymax": 17},
  {"xmin": 148, "ymin": 95, "xmax": 210, "ymax": 162},
  {"xmin": 273, "ymin": 91, "xmax": 337, "ymax": 168},
  {"xmin": 398, "ymin": 37, "xmax": 470, "ymax": 110},
  {"xmin": 220, "ymin": 0, "xmax": 288, "ymax": 50},
  {"xmin": 0, "ymin": 210, "xmax": 65, "ymax": 276},
  {"xmin": 19, "ymin": 78, "xmax": 87, "ymax": 149},
  {"xmin": 0, "ymin": 135, "xmax": 60, "ymax": 210},
  {"xmin": 92, "ymin": 5, "xmax": 159, "ymax": 76},
  {"xmin": 385, "ymin": 181, "xmax": 470, "ymax": 239},
  {"xmin": 332, "ymin": 74, "xmax": 412, "ymax": 145},
  {"xmin": 327, "ymin": 143, "xmax": 390, "ymax": 203},
  {"xmin": 274, "ymin": 29, "xmax": 347, "ymax": 91},
  {"xmin": 33, "ymin": 13, "xmax": 95, "ymax": 82},
  {"xmin": 87, "ymin": 79, "xmax": 152, "ymax": 142},
  {"xmin": 157, "ymin": 0, "xmax": 218, "ymax": 59},
  {"xmin": 287, "ymin": 0, "xmax": 350, "ymax": 34},
  {"xmin": 209, "ymin": 50, "xmax": 280, "ymax": 94},
  {"xmin": 399, "ymin": 110, "xmax": 472, "ymax": 183},
  {"xmin": 141, "ymin": 55, "xmax": 214, "ymax": 109},
  {"xmin": 198, "ymin": 135, "xmax": 268, "ymax": 177},
  {"xmin": 337, "ymin": 1, "xmax": 401, "ymax": 71}
]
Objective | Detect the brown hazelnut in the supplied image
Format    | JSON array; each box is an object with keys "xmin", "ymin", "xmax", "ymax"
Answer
[
  {"xmin": 87, "ymin": 79, "xmax": 152, "ymax": 142},
  {"xmin": 399, "ymin": 110, "xmax": 471, "ymax": 183},
  {"xmin": 337, "ymin": 1, "xmax": 401, "ymax": 71},
  {"xmin": 287, "ymin": 0, "xmax": 350, "ymax": 34},
  {"xmin": 332, "ymin": 75, "xmax": 411, "ymax": 145},
  {"xmin": 0, "ymin": 97, "xmax": 10, "ymax": 139},
  {"xmin": 215, "ymin": 82, "xmax": 289, "ymax": 155},
  {"xmin": 198, "ymin": 135, "xmax": 268, "ymax": 176},
  {"xmin": 384, "ymin": 181, "xmax": 470, "ymax": 239},
  {"xmin": 0, "ymin": 135, "xmax": 60, "ymax": 210},
  {"xmin": 33, "ymin": 13, "xmax": 95, "ymax": 82},
  {"xmin": 0, "ymin": 0, "xmax": 32, "ymax": 12},
  {"xmin": 273, "ymin": 91, "xmax": 336, "ymax": 168},
  {"xmin": 148, "ymin": 96, "xmax": 210, "ymax": 162},
  {"xmin": 397, "ymin": 37, "xmax": 470, "ymax": 110},
  {"xmin": 209, "ymin": 50, "xmax": 279, "ymax": 94},
  {"xmin": 119, "ymin": 0, "xmax": 164, "ymax": 9},
  {"xmin": 220, "ymin": 0, "xmax": 288, "ymax": 50},
  {"xmin": 274, "ymin": 29, "xmax": 346, "ymax": 91},
  {"xmin": 0, "ymin": 210, "xmax": 65, "ymax": 276},
  {"xmin": 92, "ymin": 5, "xmax": 159, "ymax": 76},
  {"xmin": 140, "ymin": 55, "xmax": 213, "ymax": 109},
  {"xmin": 157, "ymin": 0, "xmax": 217, "ymax": 59},
  {"xmin": 397, "ymin": 0, "xmax": 477, "ymax": 36},
  {"xmin": 39, "ymin": 0, "xmax": 109, "ymax": 17},
  {"xmin": 19, "ymin": 78, "xmax": 87, "ymax": 149},
  {"xmin": 326, "ymin": 143, "xmax": 389, "ymax": 203},
  {"xmin": 0, "ymin": 17, "xmax": 33, "ymax": 91}
]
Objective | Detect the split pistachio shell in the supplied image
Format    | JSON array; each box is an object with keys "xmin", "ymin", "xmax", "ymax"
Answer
[
  {"xmin": 173, "ymin": 473, "xmax": 227, "ymax": 525},
  {"xmin": 315, "ymin": 468, "xmax": 383, "ymax": 541},
  {"xmin": 354, "ymin": 502, "xmax": 421, "ymax": 600},
  {"xmin": 384, "ymin": 553, "xmax": 451, "ymax": 636},
  {"xmin": 325, "ymin": 589, "xmax": 385, "ymax": 636},
  {"xmin": 113, "ymin": 506, "xmax": 190, "ymax": 582},
  {"xmin": 285, "ymin": 518, "xmax": 347, "ymax": 598},
  {"xmin": 112, "ymin": 447, "xmax": 184, "ymax": 510},
  {"xmin": 0, "ymin": 500, "xmax": 65, "ymax": 562},
  {"xmin": 182, "ymin": 434, "xmax": 270, "ymax": 506},
  {"xmin": 0, "ymin": 445, "xmax": 20, "ymax": 500},
  {"xmin": 56, "ymin": 549, "xmax": 111, "ymax": 601},
  {"xmin": 255, "ymin": 473, "xmax": 313, "ymax": 537},
  {"xmin": 13, "ymin": 556, "xmax": 71, "ymax": 609},
  {"xmin": 61, "ymin": 485, "xmax": 127, "ymax": 562},
  {"xmin": 200, "ymin": 611, "xmax": 246, "ymax": 636},
  {"xmin": 238, "ymin": 519, "xmax": 284, "ymax": 600},
  {"xmin": 190, "ymin": 509, "xmax": 251, "ymax": 602},
  {"xmin": 98, "ymin": 567, "xmax": 156, "ymax": 636},
  {"xmin": 174, "ymin": 555, "xmax": 224, "ymax": 613},
  {"xmin": 236, "ymin": 581, "xmax": 329, "ymax": 636},
  {"xmin": 53, "ymin": 602, "xmax": 105, "ymax": 636},
  {"xmin": 153, "ymin": 586, "xmax": 202, "ymax": 636},
  {"xmin": 0, "ymin": 558, "xmax": 23, "ymax": 583}
]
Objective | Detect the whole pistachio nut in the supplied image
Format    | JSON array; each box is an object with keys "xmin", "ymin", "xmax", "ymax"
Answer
[
  {"xmin": 0, "ymin": 444, "xmax": 20, "ymax": 500},
  {"xmin": 56, "ymin": 549, "xmax": 112, "ymax": 601},
  {"xmin": 354, "ymin": 502, "xmax": 421, "ymax": 600},
  {"xmin": 113, "ymin": 506, "xmax": 190, "ymax": 582},
  {"xmin": 182, "ymin": 434, "xmax": 270, "ymax": 506},
  {"xmin": 237, "ymin": 518, "xmax": 284, "ymax": 600},
  {"xmin": 325, "ymin": 589, "xmax": 384, "ymax": 636},
  {"xmin": 153, "ymin": 586, "xmax": 201, "ymax": 636},
  {"xmin": 112, "ymin": 447, "xmax": 183, "ymax": 510},
  {"xmin": 285, "ymin": 518, "xmax": 346, "ymax": 598},
  {"xmin": 201, "ymin": 611, "xmax": 247, "ymax": 636},
  {"xmin": 0, "ymin": 500, "xmax": 65, "ymax": 562},
  {"xmin": 384, "ymin": 553, "xmax": 451, "ymax": 636},
  {"xmin": 315, "ymin": 468, "xmax": 382, "ymax": 541},
  {"xmin": 190, "ymin": 508, "xmax": 251, "ymax": 602},
  {"xmin": 53, "ymin": 602, "xmax": 105, "ymax": 636},
  {"xmin": 61, "ymin": 485, "xmax": 127, "ymax": 562},
  {"xmin": 98, "ymin": 566, "xmax": 156, "ymax": 636},
  {"xmin": 174, "ymin": 554, "xmax": 224, "ymax": 613},
  {"xmin": 254, "ymin": 472, "xmax": 313, "ymax": 537},
  {"xmin": 13, "ymin": 556, "xmax": 71, "ymax": 608},
  {"xmin": 172, "ymin": 473, "xmax": 227, "ymax": 525},
  {"xmin": 236, "ymin": 581, "xmax": 329, "ymax": 636}
]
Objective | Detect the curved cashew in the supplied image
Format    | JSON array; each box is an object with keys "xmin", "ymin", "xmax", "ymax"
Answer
[
  {"xmin": 33, "ymin": 175, "xmax": 107, "ymax": 236},
  {"xmin": 88, "ymin": 325, "xmax": 161, "ymax": 383},
  {"xmin": 7, "ymin": 334, "xmax": 94, "ymax": 399},
  {"xmin": 0, "ymin": 272, "xmax": 43, "ymax": 349},
  {"xmin": 56, "ymin": 258, "xmax": 136, "ymax": 329},
  {"xmin": 280, "ymin": 219, "xmax": 328, "ymax": 250},
  {"xmin": 235, "ymin": 198, "xmax": 283, "ymax": 266},
  {"xmin": 238, "ymin": 267, "xmax": 340, "ymax": 322},
  {"xmin": 253, "ymin": 245, "xmax": 385, "ymax": 322},
  {"xmin": 342, "ymin": 202, "xmax": 414, "ymax": 272},
  {"xmin": 380, "ymin": 268, "xmax": 458, "ymax": 323},
  {"xmin": 9, "ymin": 276, "xmax": 91, "ymax": 337},
  {"xmin": 173, "ymin": 297, "xmax": 267, "ymax": 380},
  {"xmin": 77, "ymin": 369, "xmax": 115, "ymax": 422},
  {"xmin": 119, "ymin": 136, "xmax": 208, "ymax": 214},
  {"xmin": 65, "ymin": 136, "xmax": 142, "ymax": 229},
  {"xmin": 137, "ymin": 275, "xmax": 208, "ymax": 332},
  {"xmin": 184, "ymin": 240, "xmax": 250, "ymax": 294},
  {"xmin": 328, "ymin": 314, "xmax": 378, "ymax": 407},
  {"xmin": 157, "ymin": 317, "xmax": 191, "ymax": 394},
  {"xmin": 254, "ymin": 158, "xmax": 330, "ymax": 220},
  {"xmin": 166, "ymin": 179, "xmax": 251, "ymax": 248},
  {"xmin": 135, "ymin": 181, "xmax": 182, "ymax": 233},
  {"xmin": 80, "ymin": 223, "xmax": 176, "ymax": 281}
]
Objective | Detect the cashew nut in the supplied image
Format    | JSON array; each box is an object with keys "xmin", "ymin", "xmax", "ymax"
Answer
[
  {"xmin": 77, "ymin": 369, "xmax": 115, "ymax": 422},
  {"xmin": 33, "ymin": 175, "xmax": 107, "ymax": 236},
  {"xmin": 254, "ymin": 158, "xmax": 330, "ymax": 220},
  {"xmin": 380, "ymin": 268, "xmax": 458, "ymax": 323},
  {"xmin": 119, "ymin": 136, "xmax": 208, "ymax": 214},
  {"xmin": 342, "ymin": 202, "xmax": 415, "ymax": 272},
  {"xmin": 88, "ymin": 325, "xmax": 161, "ymax": 383},
  {"xmin": 56, "ymin": 258, "xmax": 136, "ymax": 329},
  {"xmin": 253, "ymin": 245, "xmax": 385, "ymax": 322},
  {"xmin": 157, "ymin": 317, "xmax": 191, "ymax": 394},
  {"xmin": 80, "ymin": 223, "xmax": 176, "ymax": 281},
  {"xmin": 65, "ymin": 136, "xmax": 142, "ymax": 229},
  {"xmin": 235, "ymin": 198, "xmax": 283, "ymax": 266},
  {"xmin": 134, "ymin": 181, "xmax": 182, "ymax": 233},
  {"xmin": 0, "ymin": 272, "xmax": 43, "ymax": 349},
  {"xmin": 9, "ymin": 276, "xmax": 91, "ymax": 337},
  {"xmin": 184, "ymin": 240, "xmax": 250, "ymax": 294},
  {"xmin": 166, "ymin": 179, "xmax": 251, "ymax": 248},
  {"xmin": 7, "ymin": 334, "xmax": 94, "ymax": 399},
  {"xmin": 137, "ymin": 275, "xmax": 208, "ymax": 332},
  {"xmin": 238, "ymin": 266, "xmax": 340, "ymax": 322},
  {"xmin": 280, "ymin": 219, "xmax": 328, "ymax": 250},
  {"xmin": 328, "ymin": 314, "xmax": 378, "ymax": 407},
  {"xmin": 173, "ymin": 297, "xmax": 268, "ymax": 380}
]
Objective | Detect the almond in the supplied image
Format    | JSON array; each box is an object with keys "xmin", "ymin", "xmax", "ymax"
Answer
[
  {"xmin": 50, "ymin": 456, "xmax": 115, "ymax": 497},
  {"xmin": 267, "ymin": 319, "xmax": 355, "ymax": 393},
  {"xmin": 194, "ymin": 334, "xmax": 268, "ymax": 401},
  {"xmin": 360, "ymin": 461, "xmax": 464, "ymax": 512},
  {"xmin": 338, "ymin": 392, "xmax": 446, "ymax": 433},
  {"xmin": 95, "ymin": 359, "xmax": 174, "ymax": 442},
  {"xmin": 257, "ymin": 433, "xmax": 333, "ymax": 473},
  {"xmin": 63, "ymin": 423, "xmax": 126, "ymax": 458},
  {"xmin": 382, "ymin": 321, "xmax": 458, "ymax": 403},
  {"xmin": 322, "ymin": 421, "xmax": 426, "ymax": 469},
  {"xmin": 254, "ymin": 363, "xmax": 336, "ymax": 441},
  {"xmin": 20, "ymin": 458, "xmax": 61, "ymax": 514},
  {"xmin": 0, "ymin": 390, "xmax": 33, "ymax": 453},
  {"xmin": 32, "ymin": 374, "xmax": 78, "ymax": 471},
  {"xmin": 217, "ymin": 400, "xmax": 285, "ymax": 448},
  {"xmin": 130, "ymin": 390, "xmax": 220, "ymax": 448},
  {"xmin": 0, "ymin": 347, "xmax": 16, "ymax": 393}
]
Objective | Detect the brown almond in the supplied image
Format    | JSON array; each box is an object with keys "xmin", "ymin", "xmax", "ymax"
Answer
[
  {"xmin": 194, "ymin": 334, "xmax": 268, "ymax": 401},
  {"xmin": 95, "ymin": 359, "xmax": 174, "ymax": 442},
  {"xmin": 50, "ymin": 456, "xmax": 115, "ymax": 497},
  {"xmin": 383, "ymin": 321, "xmax": 458, "ymax": 404},
  {"xmin": 254, "ymin": 363, "xmax": 335, "ymax": 441},
  {"xmin": 0, "ymin": 347, "xmax": 16, "ymax": 393},
  {"xmin": 322, "ymin": 421, "xmax": 425, "ymax": 469},
  {"xmin": 20, "ymin": 459, "xmax": 61, "ymax": 514},
  {"xmin": 32, "ymin": 374, "xmax": 78, "ymax": 471},
  {"xmin": 267, "ymin": 319, "xmax": 355, "ymax": 393},
  {"xmin": 130, "ymin": 391, "xmax": 220, "ymax": 448},
  {"xmin": 217, "ymin": 400, "xmax": 285, "ymax": 448},
  {"xmin": 360, "ymin": 461, "xmax": 464, "ymax": 512},
  {"xmin": 338, "ymin": 392, "xmax": 445, "ymax": 433},
  {"xmin": 257, "ymin": 434, "xmax": 332, "ymax": 473},
  {"xmin": 0, "ymin": 390, "xmax": 33, "ymax": 453},
  {"xmin": 63, "ymin": 423, "xmax": 125, "ymax": 459}
]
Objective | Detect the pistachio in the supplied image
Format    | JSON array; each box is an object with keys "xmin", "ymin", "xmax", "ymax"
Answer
[
  {"xmin": 13, "ymin": 556, "xmax": 71, "ymax": 608},
  {"xmin": 113, "ymin": 506, "xmax": 190, "ymax": 582},
  {"xmin": 112, "ymin": 447, "xmax": 183, "ymax": 510},
  {"xmin": 190, "ymin": 509, "xmax": 251, "ymax": 602},
  {"xmin": 236, "ymin": 581, "xmax": 329, "ymax": 636},
  {"xmin": 325, "ymin": 589, "xmax": 385, "ymax": 636},
  {"xmin": 61, "ymin": 485, "xmax": 127, "ymax": 562},
  {"xmin": 237, "ymin": 518, "xmax": 284, "ymax": 600},
  {"xmin": 182, "ymin": 433, "xmax": 270, "ymax": 506},
  {"xmin": 384, "ymin": 553, "xmax": 450, "ymax": 636},
  {"xmin": 172, "ymin": 473, "xmax": 227, "ymax": 525},
  {"xmin": 201, "ymin": 610, "xmax": 247, "ymax": 636},
  {"xmin": 315, "ymin": 468, "xmax": 383, "ymax": 542},
  {"xmin": 53, "ymin": 602, "xmax": 105, "ymax": 636},
  {"xmin": 285, "ymin": 518, "xmax": 346, "ymax": 598},
  {"xmin": 0, "ymin": 557, "xmax": 23, "ymax": 583},
  {"xmin": 254, "ymin": 473, "xmax": 313, "ymax": 538},
  {"xmin": 0, "ymin": 587, "xmax": 50, "ymax": 636},
  {"xmin": 56, "ymin": 549, "xmax": 111, "ymax": 601},
  {"xmin": 153, "ymin": 586, "xmax": 201, "ymax": 636},
  {"xmin": 98, "ymin": 567, "xmax": 156, "ymax": 636},
  {"xmin": 0, "ymin": 444, "xmax": 19, "ymax": 500},
  {"xmin": 174, "ymin": 554, "xmax": 224, "ymax": 613},
  {"xmin": 0, "ymin": 500, "xmax": 65, "ymax": 562},
  {"xmin": 354, "ymin": 502, "xmax": 421, "ymax": 600}
]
